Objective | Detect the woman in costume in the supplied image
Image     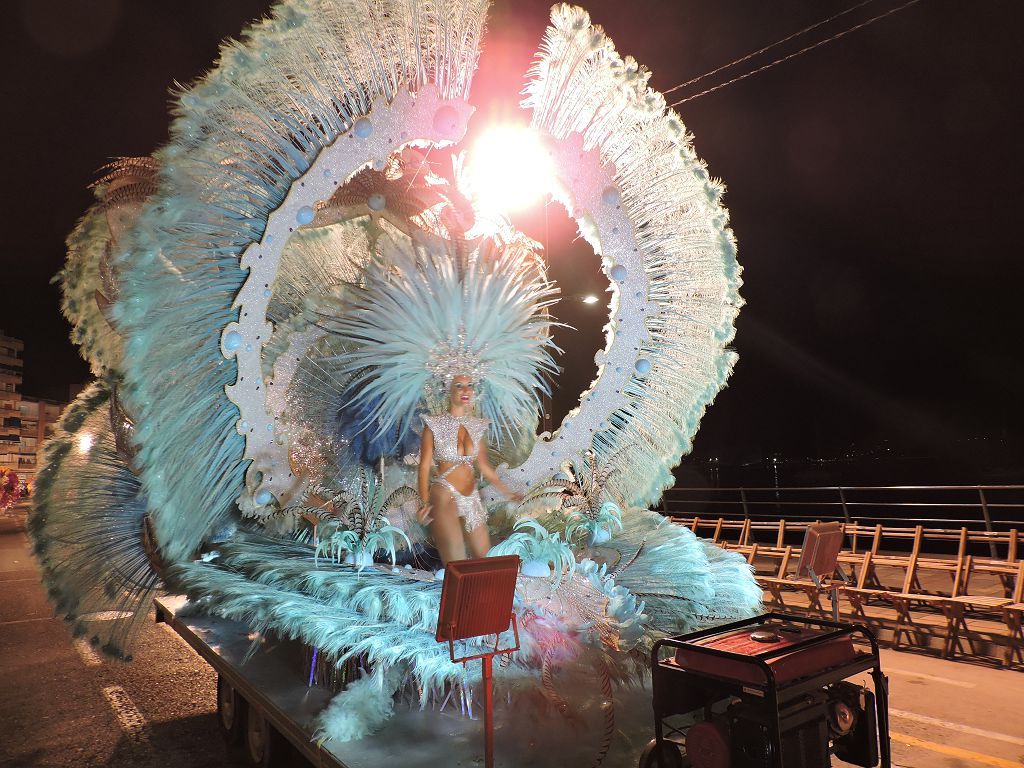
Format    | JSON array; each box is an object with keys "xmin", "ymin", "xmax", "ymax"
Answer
[{"xmin": 417, "ymin": 374, "xmax": 523, "ymax": 564}]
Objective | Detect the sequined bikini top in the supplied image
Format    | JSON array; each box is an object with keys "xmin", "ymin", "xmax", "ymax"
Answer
[{"xmin": 422, "ymin": 413, "xmax": 488, "ymax": 466}]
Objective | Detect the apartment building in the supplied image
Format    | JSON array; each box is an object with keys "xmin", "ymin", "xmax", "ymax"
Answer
[
  {"xmin": 0, "ymin": 331, "xmax": 66, "ymax": 485},
  {"xmin": 17, "ymin": 397, "xmax": 64, "ymax": 481},
  {"xmin": 0, "ymin": 331, "xmax": 24, "ymax": 475}
]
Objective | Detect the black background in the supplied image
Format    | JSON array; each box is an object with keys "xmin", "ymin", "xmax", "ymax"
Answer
[{"xmin": 3, "ymin": 0, "xmax": 1022, "ymax": 482}]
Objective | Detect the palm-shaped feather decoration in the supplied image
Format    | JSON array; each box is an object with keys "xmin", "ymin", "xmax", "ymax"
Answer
[
  {"xmin": 529, "ymin": 448, "xmax": 624, "ymax": 546},
  {"xmin": 489, "ymin": 518, "xmax": 576, "ymax": 585},
  {"xmin": 314, "ymin": 467, "xmax": 414, "ymax": 567}
]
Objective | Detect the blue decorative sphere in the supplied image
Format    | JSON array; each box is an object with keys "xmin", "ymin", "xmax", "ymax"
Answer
[
  {"xmin": 255, "ymin": 489, "xmax": 274, "ymax": 506},
  {"xmin": 353, "ymin": 118, "xmax": 373, "ymax": 139},
  {"xmin": 223, "ymin": 330, "xmax": 243, "ymax": 352},
  {"xmin": 367, "ymin": 193, "xmax": 386, "ymax": 212},
  {"xmin": 601, "ymin": 186, "xmax": 621, "ymax": 205},
  {"xmin": 634, "ymin": 358, "xmax": 652, "ymax": 374},
  {"xmin": 522, "ymin": 560, "xmax": 551, "ymax": 578},
  {"xmin": 610, "ymin": 264, "xmax": 627, "ymax": 281},
  {"xmin": 296, "ymin": 205, "xmax": 315, "ymax": 225}
]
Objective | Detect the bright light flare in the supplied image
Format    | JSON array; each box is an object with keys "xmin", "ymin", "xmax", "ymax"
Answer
[
  {"xmin": 464, "ymin": 126, "xmax": 555, "ymax": 213},
  {"xmin": 581, "ymin": 294, "xmax": 600, "ymax": 304},
  {"xmin": 77, "ymin": 432, "xmax": 95, "ymax": 455}
]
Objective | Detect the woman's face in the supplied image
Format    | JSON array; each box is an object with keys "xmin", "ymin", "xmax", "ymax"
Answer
[{"xmin": 449, "ymin": 375, "xmax": 475, "ymax": 407}]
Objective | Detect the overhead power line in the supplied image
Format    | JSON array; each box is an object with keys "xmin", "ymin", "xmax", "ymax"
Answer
[
  {"xmin": 662, "ymin": 0, "xmax": 878, "ymax": 96},
  {"xmin": 666, "ymin": 0, "xmax": 925, "ymax": 108}
]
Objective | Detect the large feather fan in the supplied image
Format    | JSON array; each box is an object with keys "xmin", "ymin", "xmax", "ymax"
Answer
[{"xmin": 312, "ymin": 235, "xmax": 560, "ymax": 446}]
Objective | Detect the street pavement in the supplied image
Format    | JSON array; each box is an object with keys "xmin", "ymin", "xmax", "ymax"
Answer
[
  {"xmin": 0, "ymin": 515, "xmax": 238, "ymax": 768},
  {"xmin": 2, "ymin": 511, "xmax": 1022, "ymax": 768}
]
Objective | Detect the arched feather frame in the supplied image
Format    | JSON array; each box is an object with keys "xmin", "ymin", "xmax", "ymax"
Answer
[
  {"xmin": 223, "ymin": 86, "xmax": 475, "ymax": 514},
  {"xmin": 497, "ymin": 4, "xmax": 742, "ymax": 508},
  {"xmin": 110, "ymin": 0, "xmax": 489, "ymax": 559}
]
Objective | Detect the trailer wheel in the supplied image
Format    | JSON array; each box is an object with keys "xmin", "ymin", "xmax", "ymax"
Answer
[
  {"xmin": 638, "ymin": 738, "xmax": 685, "ymax": 768},
  {"xmin": 217, "ymin": 674, "xmax": 246, "ymax": 746},
  {"xmin": 244, "ymin": 705, "xmax": 287, "ymax": 767}
]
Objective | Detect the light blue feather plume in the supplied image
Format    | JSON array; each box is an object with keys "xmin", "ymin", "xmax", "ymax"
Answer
[{"xmin": 312, "ymin": 238, "xmax": 560, "ymax": 447}]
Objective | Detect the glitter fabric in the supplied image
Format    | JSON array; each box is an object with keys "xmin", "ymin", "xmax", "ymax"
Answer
[
  {"xmin": 433, "ymin": 478, "xmax": 486, "ymax": 532},
  {"xmin": 424, "ymin": 413, "xmax": 489, "ymax": 531},
  {"xmin": 425, "ymin": 332, "xmax": 490, "ymax": 386},
  {"xmin": 423, "ymin": 413, "xmax": 487, "ymax": 464}
]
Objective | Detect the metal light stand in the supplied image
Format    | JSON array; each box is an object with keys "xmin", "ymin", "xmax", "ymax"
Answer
[
  {"xmin": 446, "ymin": 615, "xmax": 521, "ymax": 768},
  {"xmin": 435, "ymin": 555, "xmax": 521, "ymax": 768}
]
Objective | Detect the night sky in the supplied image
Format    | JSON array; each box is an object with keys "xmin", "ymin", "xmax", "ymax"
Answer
[{"xmin": 3, "ymin": 0, "xmax": 1023, "ymax": 475}]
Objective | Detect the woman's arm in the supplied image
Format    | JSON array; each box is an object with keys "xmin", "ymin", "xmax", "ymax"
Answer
[
  {"xmin": 417, "ymin": 426, "xmax": 434, "ymax": 522},
  {"xmin": 477, "ymin": 437, "xmax": 523, "ymax": 501}
]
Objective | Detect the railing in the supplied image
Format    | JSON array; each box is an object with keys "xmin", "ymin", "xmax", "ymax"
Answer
[{"xmin": 661, "ymin": 485, "xmax": 1024, "ymax": 556}]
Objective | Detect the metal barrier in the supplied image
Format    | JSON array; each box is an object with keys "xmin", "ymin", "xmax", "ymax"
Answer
[{"xmin": 661, "ymin": 485, "xmax": 1024, "ymax": 556}]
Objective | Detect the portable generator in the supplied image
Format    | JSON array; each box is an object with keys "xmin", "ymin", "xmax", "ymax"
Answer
[{"xmin": 644, "ymin": 614, "xmax": 891, "ymax": 768}]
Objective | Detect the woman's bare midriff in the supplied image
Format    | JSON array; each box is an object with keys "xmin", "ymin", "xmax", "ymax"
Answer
[{"xmin": 435, "ymin": 462, "xmax": 475, "ymax": 494}]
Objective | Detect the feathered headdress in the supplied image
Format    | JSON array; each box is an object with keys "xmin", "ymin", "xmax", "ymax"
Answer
[{"xmin": 313, "ymin": 235, "xmax": 559, "ymax": 447}]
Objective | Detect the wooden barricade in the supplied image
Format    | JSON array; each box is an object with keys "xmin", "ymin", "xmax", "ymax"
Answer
[
  {"xmin": 1000, "ymin": 560, "xmax": 1024, "ymax": 666},
  {"xmin": 672, "ymin": 513, "xmax": 1024, "ymax": 661}
]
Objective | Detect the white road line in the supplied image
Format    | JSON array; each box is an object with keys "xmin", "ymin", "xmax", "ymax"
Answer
[
  {"xmin": 102, "ymin": 685, "xmax": 151, "ymax": 746},
  {"xmin": 886, "ymin": 667, "xmax": 976, "ymax": 688},
  {"xmin": 889, "ymin": 708, "xmax": 1024, "ymax": 747},
  {"xmin": 0, "ymin": 616, "xmax": 54, "ymax": 626},
  {"xmin": 79, "ymin": 610, "xmax": 135, "ymax": 622},
  {"xmin": 73, "ymin": 637, "xmax": 103, "ymax": 667}
]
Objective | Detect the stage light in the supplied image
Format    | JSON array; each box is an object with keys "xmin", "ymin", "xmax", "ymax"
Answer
[
  {"xmin": 77, "ymin": 432, "xmax": 95, "ymax": 455},
  {"xmin": 465, "ymin": 126, "xmax": 554, "ymax": 213},
  {"xmin": 582, "ymin": 294, "xmax": 600, "ymax": 304}
]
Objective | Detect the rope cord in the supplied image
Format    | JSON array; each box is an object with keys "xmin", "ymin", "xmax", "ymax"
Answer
[
  {"xmin": 662, "ymin": 0, "xmax": 878, "ymax": 96},
  {"xmin": 668, "ymin": 0, "xmax": 925, "ymax": 107}
]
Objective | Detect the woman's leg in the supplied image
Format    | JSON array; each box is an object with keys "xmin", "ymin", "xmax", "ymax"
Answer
[
  {"xmin": 429, "ymin": 484, "xmax": 467, "ymax": 564},
  {"xmin": 465, "ymin": 518, "xmax": 491, "ymax": 559}
]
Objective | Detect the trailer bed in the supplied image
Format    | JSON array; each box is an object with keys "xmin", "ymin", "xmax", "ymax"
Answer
[{"xmin": 154, "ymin": 595, "xmax": 660, "ymax": 768}]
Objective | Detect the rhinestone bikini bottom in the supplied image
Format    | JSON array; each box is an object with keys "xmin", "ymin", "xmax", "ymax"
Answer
[{"xmin": 432, "ymin": 477, "xmax": 487, "ymax": 532}]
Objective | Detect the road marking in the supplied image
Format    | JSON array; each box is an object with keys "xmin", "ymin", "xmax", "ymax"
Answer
[
  {"xmin": 891, "ymin": 731, "xmax": 1022, "ymax": 768},
  {"xmin": 79, "ymin": 610, "xmax": 136, "ymax": 622},
  {"xmin": 73, "ymin": 637, "xmax": 103, "ymax": 667},
  {"xmin": 886, "ymin": 667, "xmax": 975, "ymax": 688},
  {"xmin": 102, "ymin": 686, "xmax": 150, "ymax": 745},
  {"xmin": 0, "ymin": 616, "xmax": 54, "ymax": 626},
  {"xmin": 890, "ymin": 709, "xmax": 1024, "ymax": 747}
]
